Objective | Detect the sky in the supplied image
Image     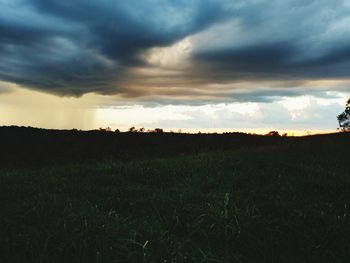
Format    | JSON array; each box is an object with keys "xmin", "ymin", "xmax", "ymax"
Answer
[{"xmin": 0, "ymin": 0, "xmax": 349, "ymax": 134}]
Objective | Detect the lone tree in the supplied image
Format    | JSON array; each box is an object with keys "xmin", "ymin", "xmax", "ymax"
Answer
[{"xmin": 337, "ymin": 98, "xmax": 350, "ymax": 131}]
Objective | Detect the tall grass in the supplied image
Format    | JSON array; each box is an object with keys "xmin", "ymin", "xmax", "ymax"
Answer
[{"xmin": 1, "ymin": 140, "xmax": 350, "ymax": 262}]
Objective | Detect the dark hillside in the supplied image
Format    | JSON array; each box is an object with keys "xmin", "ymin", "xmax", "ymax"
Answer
[
  {"xmin": 1, "ymin": 130, "xmax": 350, "ymax": 262},
  {"xmin": 0, "ymin": 126, "xmax": 288, "ymax": 167}
]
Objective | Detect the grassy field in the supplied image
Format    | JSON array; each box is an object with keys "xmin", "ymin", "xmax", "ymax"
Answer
[{"xmin": 1, "ymin": 134, "xmax": 350, "ymax": 262}]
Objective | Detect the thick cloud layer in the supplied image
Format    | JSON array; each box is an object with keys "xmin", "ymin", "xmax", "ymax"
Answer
[
  {"xmin": 0, "ymin": 0, "xmax": 349, "ymax": 101},
  {"xmin": 192, "ymin": 0, "xmax": 350, "ymax": 81}
]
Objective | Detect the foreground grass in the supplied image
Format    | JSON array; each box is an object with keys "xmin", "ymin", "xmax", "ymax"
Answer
[{"xmin": 1, "ymin": 140, "xmax": 350, "ymax": 262}]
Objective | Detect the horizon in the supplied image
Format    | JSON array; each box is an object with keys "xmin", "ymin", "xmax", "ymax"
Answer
[{"xmin": 0, "ymin": 123, "xmax": 340, "ymax": 137}]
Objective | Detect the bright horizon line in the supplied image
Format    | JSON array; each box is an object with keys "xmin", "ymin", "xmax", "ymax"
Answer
[{"xmin": 1, "ymin": 124, "xmax": 340, "ymax": 137}]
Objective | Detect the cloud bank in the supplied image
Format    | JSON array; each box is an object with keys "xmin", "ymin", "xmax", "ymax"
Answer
[{"xmin": 0, "ymin": 0, "xmax": 350, "ymax": 103}]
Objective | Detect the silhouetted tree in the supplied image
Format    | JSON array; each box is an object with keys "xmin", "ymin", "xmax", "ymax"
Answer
[
  {"xmin": 148, "ymin": 128, "xmax": 164, "ymax": 133},
  {"xmin": 99, "ymin": 127, "xmax": 112, "ymax": 132},
  {"xmin": 337, "ymin": 98, "xmax": 350, "ymax": 131},
  {"xmin": 128, "ymin": 126, "xmax": 136, "ymax": 133},
  {"xmin": 265, "ymin": 131, "xmax": 280, "ymax": 137}
]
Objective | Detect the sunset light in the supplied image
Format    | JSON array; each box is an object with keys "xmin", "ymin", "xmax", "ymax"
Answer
[{"xmin": 1, "ymin": 1, "xmax": 350, "ymax": 262}]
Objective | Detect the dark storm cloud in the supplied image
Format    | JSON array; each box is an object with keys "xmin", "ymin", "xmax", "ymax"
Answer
[
  {"xmin": 0, "ymin": 0, "xmax": 350, "ymax": 101},
  {"xmin": 193, "ymin": 42, "xmax": 350, "ymax": 81},
  {"xmin": 0, "ymin": 0, "xmax": 233, "ymax": 96},
  {"xmin": 192, "ymin": 0, "xmax": 350, "ymax": 82},
  {"xmin": 193, "ymin": 42, "xmax": 297, "ymax": 78}
]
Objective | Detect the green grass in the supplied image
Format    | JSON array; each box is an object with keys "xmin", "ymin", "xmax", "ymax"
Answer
[{"xmin": 1, "ymin": 141, "xmax": 350, "ymax": 262}]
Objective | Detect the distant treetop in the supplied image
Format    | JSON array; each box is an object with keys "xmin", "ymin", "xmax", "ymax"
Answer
[{"xmin": 265, "ymin": 131, "xmax": 280, "ymax": 137}]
